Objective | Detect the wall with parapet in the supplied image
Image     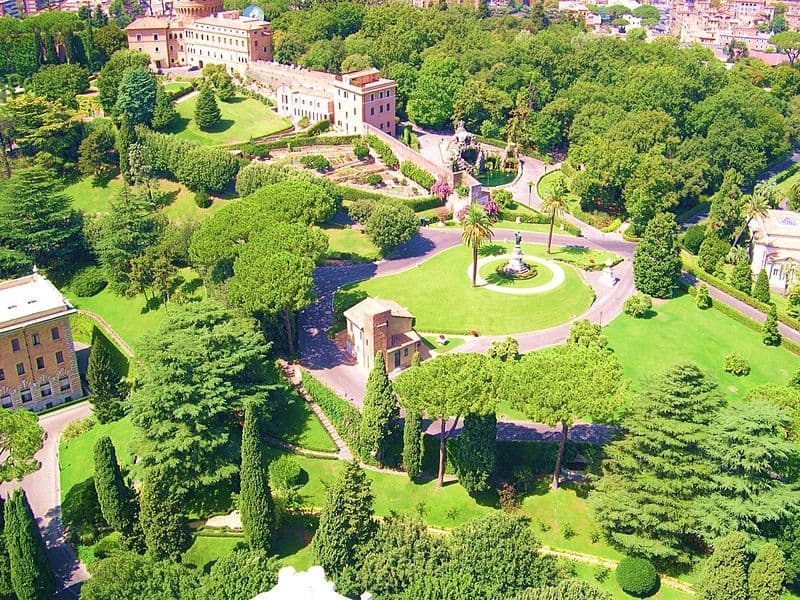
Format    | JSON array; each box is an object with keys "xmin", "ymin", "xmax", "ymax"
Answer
[
  {"xmin": 363, "ymin": 123, "xmax": 450, "ymax": 186},
  {"xmin": 246, "ymin": 60, "xmax": 337, "ymax": 95}
]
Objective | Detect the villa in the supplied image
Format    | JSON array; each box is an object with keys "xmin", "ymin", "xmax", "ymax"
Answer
[
  {"xmin": 749, "ymin": 209, "xmax": 800, "ymax": 289},
  {"xmin": 343, "ymin": 297, "xmax": 421, "ymax": 372}
]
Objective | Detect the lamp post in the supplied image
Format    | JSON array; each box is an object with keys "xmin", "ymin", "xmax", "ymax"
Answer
[{"xmin": 527, "ymin": 180, "xmax": 533, "ymax": 207}]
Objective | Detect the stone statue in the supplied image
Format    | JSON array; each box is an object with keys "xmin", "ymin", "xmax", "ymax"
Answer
[{"xmin": 515, "ymin": 231, "xmax": 522, "ymax": 246}]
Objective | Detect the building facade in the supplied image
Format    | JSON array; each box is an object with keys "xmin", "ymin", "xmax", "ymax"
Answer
[
  {"xmin": 185, "ymin": 11, "xmax": 272, "ymax": 70},
  {"xmin": 0, "ymin": 274, "xmax": 83, "ymax": 412},
  {"xmin": 343, "ymin": 297, "xmax": 421, "ymax": 373},
  {"xmin": 276, "ymin": 85, "xmax": 334, "ymax": 124},
  {"xmin": 333, "ymin": 69, "xmax": 396, "ymax": 135},
  {"xmin": 749, "ymin": 209, "xmax": 800, "ymax": 289},
  {"xmin": 126, "ymin": 17, "xmax": 187, "ymax": 69}
]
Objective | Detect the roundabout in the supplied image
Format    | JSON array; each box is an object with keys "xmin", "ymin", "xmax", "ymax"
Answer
[{"xmin": 470, "ymin": 254, "xmax": 566, "ymax": 295}]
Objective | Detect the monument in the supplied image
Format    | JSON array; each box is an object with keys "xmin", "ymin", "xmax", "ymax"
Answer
[
  {"xmin": 504, "ymin": 231, "xmax": 530, "ymax": 275},
  {"xmin": 601, "ymin": 258, "xmax": 616, "ymax": 286}
]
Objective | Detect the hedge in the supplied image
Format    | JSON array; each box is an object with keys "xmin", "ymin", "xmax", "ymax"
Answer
[
  {"xmin": 400, "ymin": 161, "xmax": 435, "ymax": 190},
  {"xmin": 403, "ymin": 196, "xmax": 442, "ymax": 212},
  {"xmin": 239, "ymin": 134, "xmax": 359, "ymax": 155},
  {"xmin": 338, "ymin": 185, "xmax": 441, "ymax": 213},
  {"xmin": 772, "ymin": 161, "xmax": 800, "ymax": 184},
  {"xmin": 501, "ymin": 207, "xmax": 582, "ymax": 237},
  {"xmin": 300, "ymin": 371, "xmax": 366, "ymax": 460},
  {"xmin": 305, "ymin": 119, "xmax": 332, "ymax": 136},
  {"xmin": 365, "ymin": 134, "xmax": 399, "ymax": 169}
]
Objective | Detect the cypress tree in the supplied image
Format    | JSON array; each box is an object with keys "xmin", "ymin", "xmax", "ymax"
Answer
[
  {"xmin": 753, "ymin": 268, "xmax": 771, "ymax": 303},
  {"xmin": 150, "ymin": 85, "xmax": 177, "ymax": 131},
  {"xmin": 239, "ymin": 402, "xmax": 274, "ymax": 552},
  {"xmin": 5, "ymin": 489, "xmax": 56, "ymax": 600},
  {"xmin": 696, "ymin": 283, "xmax": 712, "ymax": 309},
  {"xmin": 748, "ymin": 543, "xmax": 785, "ymax": 600},
  {"xmin": 194, "ymin": 85, "xmax": 221, "ymax": 131},
  {"xmin": 762, "ymin": 305, "xmax": 781, "ymax": 346},
  {"xmin": 93, "ymin": 436, "xmax": 144, "ymax": 553},
  {"xmin": 698, "ymin": 531, "xmax": 749, "ymax": 600},
  {"xmin": 312, "ymin": 460, "xmax": 375, "ymax": 576},
  {"xmin": 402, "ymin": 409, "xmax": 423, "ymax": 481},
  {"xmin": 632, "ymin": 212, "xmax": 682, "ymax": 298},
  {"xmin": 451, "ymin": 412, "xmax": 497, "ymax": 495},
  {"xmin": 0, "ymin": 497, "xmax": 13, "ymax": 599},
  {"xmin": 139, "ymin": 471, "xmax": 192, "ymax": 561},
  {"xmin": 360, "ymin": 352, "xmax": 399, "ymax": 467},
  {"xmin": 86, "ymin": 328, "xmax": 124, "ymax": 424},
  {"xmin": 730, "ymin": 260, "xmax": 753, "ymax": 295}
]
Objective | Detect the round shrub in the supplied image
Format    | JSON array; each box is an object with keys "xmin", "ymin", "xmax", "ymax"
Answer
[
  {"xmin": 71, "ymin": 267, "xmax": 108, "ymax": 297},
  {"xmin": 682, "ymin": 223, "xmax": 706, "ymax": 255},
  {"xmin": 624, "ymin": 292, "xmax": 652, "ymax": 318},
  {"xmin": 365, "ymin": 173, "xmax": 382, "ymax": 187},
  {"xmin": 353, "ymin": 142, "xmax": 370, "ymax": 160},
  {"xmin": 268, "ymin": 455, "xmax": 303, "ymax": 492},
  {"xmin": 195, "ymin": 189, "xmax": 211, "ymax": 208},
  {"xmin": 724, "ymin": 352, "xmax": 750, "ymax": 376},
  {"xmin": 615, "ymin": 557, "xmax": 658, "ymax": 596}
]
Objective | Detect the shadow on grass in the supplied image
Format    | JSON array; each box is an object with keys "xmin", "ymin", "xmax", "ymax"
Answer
[
  {"xmin": 202, "ymin": 119, "xmax": 235, "ymax": 134},
  {"xmin": 166, "ymin": 116, "xmax": 190, "ymax": 134},
  {"xmin": 273, "ymin": 514, "xmax": 318, "ymax": 559},
  {"xmin": 62, "ymin": 476, "xmax": 106, "ymax": 534},
  {"xmin": 222, "ymin": 96, "xmax": 246, "ymax": 104},
  {"xmin": 479, "ymin": 243, "xmax": 506, "ymax": 257}
]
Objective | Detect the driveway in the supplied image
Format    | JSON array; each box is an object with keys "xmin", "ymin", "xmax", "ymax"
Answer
[{"xmin": 0, "ymin": 401, "xmax": 92, "ymax": 598}]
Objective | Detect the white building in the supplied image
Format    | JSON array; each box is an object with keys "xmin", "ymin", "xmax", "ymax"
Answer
[
  {"xmin": 184, "ymin": 11, "xmax": 272, "ymax": 71},
  {"xmin": 749, "ymin": 209, "xmax": 800, "ymax": 289},
  {"xmin": 276, "ymin": 85, "xmax": 334, "ymax": 124}
]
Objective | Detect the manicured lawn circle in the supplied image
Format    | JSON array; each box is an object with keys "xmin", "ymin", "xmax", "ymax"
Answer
[
  {"xmin": 348, "ymin": 242, "xmax": 594, "ymax": 335},
  {"xmin": 472, "ymin": 254, "xmax": 564, "ymax": 294}
]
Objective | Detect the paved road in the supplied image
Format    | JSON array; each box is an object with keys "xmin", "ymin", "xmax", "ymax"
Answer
[{"xmin": 0, "ymin": 402, "xmax": 92, "ymax": 598}]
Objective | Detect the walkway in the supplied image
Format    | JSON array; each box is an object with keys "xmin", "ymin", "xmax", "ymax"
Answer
[
  {"xmin": 78, "ymin": 310, "xmax": 134, "ymax": 357},
  {"xmin": 0, "ymin": 402, "xmax": 92, "ymax": 598}
]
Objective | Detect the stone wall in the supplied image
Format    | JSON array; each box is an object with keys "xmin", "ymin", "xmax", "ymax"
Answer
[
  {"xmin": 246, "ymin": 60, "xmax": 337, "ymax": 96},
  {"xmin": 363, "ymin": 123, "xmax": 450, "ymax": 185}
]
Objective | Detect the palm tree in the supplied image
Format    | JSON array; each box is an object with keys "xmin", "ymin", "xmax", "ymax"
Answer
[
  {"xmin": 732, "ymin": 183, "xmax": 771, "ymax": 247},
  {"xmin": 541, "ymin": 180, "xmax": 569, "ymax": 254},
  {"xmin": 461, "ymin": 203, "xmax": 493, "ymax": 287}
]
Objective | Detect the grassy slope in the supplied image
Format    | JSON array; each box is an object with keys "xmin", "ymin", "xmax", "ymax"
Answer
[
  {"xmin": 349, "ymin": 242, "xmax": 599, "ymax": 335},
  {"xmin": 322, "ymin": 225, "xmax": 380, "ymax": 262},
  {"xmin": 265, "ymin": 384, "xmax": 338, "ymax": 453},
  {"xmin": 168, "ymin": 95, "xmax": 291, "ymax": 146},
  {"xmin": 605, "ymin": 293, "xmax": 798, "ymax": 400}
]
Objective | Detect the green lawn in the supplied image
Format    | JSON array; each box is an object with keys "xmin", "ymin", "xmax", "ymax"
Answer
[
  {"xmin": 420, "ymin": 334, "xmax": 466, "ymax": 354},
  {"xmin": 604, "ymin": 293, "xmax": 798, "ymax": 400},
  {"xmin": 570, "ymin": 563, "xmax": 692, "ymax": 600},
  {"xmin": 265, "ymin": 384, "xmax": 338, "ymax": 453},
  {"xmin": 63, "ymin": 176, "xmax": 124, "ymax": 214},
  {"xmin": 537, "ymin": 170, "xmax": 576, "ymax": 203},
  {"xmin": 167, "ymin": 95, "xmax": 291, "ymax": 146},
  {"xmin": 479, "ymin": 257, "xmax": 555, "ymax": 288},
  {"xmin": 163, "ymin": 81, "xmax": 192, "ymax": 95},
  {"xmin": 64, "ymin": 267, "xmax": 205, "ymax": 349},
  {"xmin": 322, "ymin": 225, "xmax": 380, "ymax": 262},
  {"xmin": 345, "ymin": 242, "xmax": 601, "ymax": 335}
]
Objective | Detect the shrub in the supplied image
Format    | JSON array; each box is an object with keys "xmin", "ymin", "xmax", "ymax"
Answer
[
  {"xmin": 696, "ymin": 283, "xmax": 712, "ymax": 309},
  {"xmin": 400, "ymin": 161, "xmax": 435, "ymax": 190},
  {"xmin": 93, "ymin": 532, "xmax": 124, "ymax": 560},
  {"xmin": 615, "ymin": 557, "xmax": 658, "ymax": 596},
  {"xmin": 623, "ymin": 293, "xmax": 652, "ymax": 318},
  {"xmin": 62, "ymin": 416, "xmax": 96, "ymax": 443},
  {"xmin": 71, "ymin": 267, "xmax": 108, "ymax": 297},
  {"xmin": 753, "ymin": 268, "xmax": 770, "ymax": 303},
  {"xmin": 723, "ymin": 353, "xmax": 750, "ymax": 376},
  {"xmin": 348, "ymin": 198, "xmax": 376, "ymax": 224},
  {"xmin": 365, "ymin": 135, "xmax": 398, "ymax": 168},
  {"xmin": 682, "ymin": 223, "xmax": 706, "ymax": 254},
  {"xmin": 268, "ymin": 455, "xmax": 304, "ymax": 492},
  {"xmin": 498, "ymin": 482, "xmax": 520, "ymax": 511},
  {"xmin": 436, "ymin": 207, "xmax": 450, "ymax": 222},
  {"xmin": 364, "ymin": 173, "xmax": 382, "ymax": 187},
  {"xmin": 299, "ymin": 154, "xmax": 331, "ymax": 171},
  {"xmin": 194, "ymin": 190, "xmax": 211, "ymax": 208},
  {"xmin": 365, "ymin": 202, "xmax": 418, "ymax": 255},
  {"xmin": 352, "ymin": 141, "xmax": 370, "ymax": 160}
]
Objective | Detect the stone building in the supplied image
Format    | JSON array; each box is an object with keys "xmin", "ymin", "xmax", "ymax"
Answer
[
  {"xmin": 343, "ymin": 298, "xmax": 421, "ymax": 372},
  {"xmin": 0, "ymin": 273, "xmax": 83, "ymax": 412},
  {"xmin": 126, "ymin": 16, "xmax": 187, "ymax": 70},
  {"xmin": 185, "ymin": 11, "xmax": 273, "ymax": 70},
  {"xmin": 333, "ymin": 68, "xmax": 396, "ymax": 135}
]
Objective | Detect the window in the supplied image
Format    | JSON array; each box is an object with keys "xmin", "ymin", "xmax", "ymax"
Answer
[
  {"xmin": 59, "ymin": 377, "xmax": 70, "ymax": 392},
  {"xmin": 153, "ymin": 33, "xmax": 159, "ymax": 40},
  {"xmin": 16, "ymin": 363, "xmax": 24, "ymax": 376},
  {"xmin": 0, "ymin": 395, "xmax": 11, "ymax": 408},
  {"xmin": 11, "ymin": 338, "xmax": 19, "ymax": 352},
  {"xmin": 35, "ymin": 357, "xmax": 44, "ymax": 370},
  {"xmin": 379, "ymin": 105, "xmax": 383, "ymax": 113},
  {"xmin": 20, "ymin": 389, "xmax": 31, "ymax": 403},
  {"xmin": 370, "ymin": 93, "xmax": 374, "ymax": 101},
  {"xmin": 55, "ymin": 351, "xmax": 64, "ymax": 365},
  {"xmin": 0, "ymin": 369, "xmax": 4, "ymax": 381},
  {"xmin": 40, "ymin": 383, "xmax": 51, "ymax": 397},
  {"xmin": 51, "ymin": 327, "xmax": 59, "ymax": 340},
  {"xmin": 370, "ymin": 107, "xmax": 374, "ymax": 116},
  {"xmin": 31, "ymin": 333, "xmax": 40, "ymax": 346},
  {"xmin": 136, "ymin": 34, "xmax": 141, "ymax": 41},
  {"xmin": 404, "ymin": 347, "xmax": 409, "ymax": 357},
  {"xmin": 379, "ymin": 91, "xmax": 384, "ymax": 99}
]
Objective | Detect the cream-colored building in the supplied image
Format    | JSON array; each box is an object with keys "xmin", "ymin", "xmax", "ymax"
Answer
[
  {"xmin": 0, "ymin": 273, "xmax": 83, "ymax": 412},
  {"xmin": 276, "ymin": 85, "xmax": 334, "ymax": 124},
  {"xmin": 749, "ymin": 209, "xmax": 800, "ymax": 289},
  {"xmin": 333, "ymin": 68, "xmax": 396, "ymax": 135},
  {"xmin": 185, "ymin": 11, "xmax": 272, "ymax": 71},
  {"xmin": 343, "ymin": 298, "xmax": 421, "ymax": 373},
  {"xmin": 126, "ymin": 17, "xmax": 187, "ymax": 70},
  {"xmin": 174, "ymin": 0, "xmax": 222, "ymax": 19}
]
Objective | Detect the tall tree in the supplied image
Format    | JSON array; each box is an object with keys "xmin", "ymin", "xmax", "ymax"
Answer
[
  {"xmin": 0, "ymin": 166, "xmax": 80, "ymax": 271},
  {"xmin": 461, "ymin": 203, "xmax": 493, "ymax": 287},
  {"xmin": 697, "ymin": 400, "xmax": 800, "ymax": 545},
  {"xmin": 139, "ymin": 469, "xmax": 192, "ymax": 561},
  {"xmin": 633, "ymin": 211, "xmax": 682, "ymax": 298},
  {"xmin": 93, "ymin": 436, "xmax": 143, "ymax": 552},
  {"xmin": 130, "ymin": 301, "xmax": 278, "ymax": 506},
  {"xmin": 407, "ymin": 56, "xmax": 466, "ymax": 129},
  {"xmin": 0, "ymin": 409, "xmax": 44, "ymax": 484},
  {"xmin": 762, "ymin": 304, "xmax": 781, "ymax": 346},
  {"xmin": 114, "ymin": 66, "xmax": 156, "ymax": 126},
  {"xmin": 591, "ymin": 363, "xmax": 723, "ymax": 565},
  {"xmin": 194, "ymin": 85, "xmax": 221, "ymax": 131},
  {"xmin": 115, "ymin": 117, "xmax": 134, "ymax": 184},
  {"xmin": 80, "ymin": 551, "xmax": 199, "ymax": 599},
  {"xmin": 708, "ymin": 169, "xmax": 744, "ymax": 241},
  {"xmin": 239, "ymin": 403, "xmax": 275, "ymax": 552},
  {"xmin": 86, "ymin": 330, "xmax": 125, "ymax": 423},
  {"xmin": 0, "ymin": 497, "xmax": 12, "ymax": 600},
  {"xmin": 450, "ymin": 412, "xmax": 497, "ymax": 495},
  {"xmin": 312, "ymin": 461, "xmax": 375, "ymax": 576},
  {"xmin": 698, "ymin": 531, "xmax": 749, "ymax": 600},
  {"xmin": 771, "ymin": 31, "xmax": 800, "ymax": 66},
  {"xmin": 29, "ymin": 63, "xmax": 89, "ymax": 107},
  {"xmin": 395, "ymin": 353, "xmax": 497, "ymax": 488},
  {"xmin": 199, "ymin": 548, "xmax": 279, "ymax": 600},
  {"xmin": 753, "ymin": 268, "xmax": 771, "ymax": 303},
  {"xmin": 504, "ymin": 344, "xmax": 623, "ymax": 490},
  {"xmin": 5, "ymin": 489, "xmax": 55, "ymax": 600},
  {"xmin": 96, "ymin": 49, "xmax": 150, "ymax": 113},
  {"xmin": 402, "ymin": 351, "xmax": 423, "ymax": 480},
  {"xmin": 360, "ymin": 352, "xmax": 400, "ymax": 467},
  {"xmin": 748, "ymin": 543, "xmax": 785, "ymax": 600},
  {"xmin": 150, "ymin": 84, "xmax": 177, "ymax": 131},
  {"xmin": 730, "ymin": 259, "xmax": 753, "ymax": 295},
  {"xmin": 732, "ymin": 185, "xmax": 770, "ymax": 247},
  {"xmin": 541, "ymin": 179, "xmax": 569, "ymax": 254}
]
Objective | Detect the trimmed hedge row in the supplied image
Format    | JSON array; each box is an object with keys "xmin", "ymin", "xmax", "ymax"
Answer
[
  {"xmin": 365, "ymin": 134, "xmax": 399, "ymax": 169},
  {"xmin": 400, "ymin": 161, "xmax": 435, "ymax": 190},
  {"xmin": 300, "ymin": 371, "xmax": 366, "ymax": 460},
  {"xmin": 338, "ymin": 184, "xmax": 441, "ymax": 213},
  {"xmin": 501, "ymin": 207, "xmax": 582, "ymax": 237},
  {"xmin": 773, "ymin": 161, "xmax": 800, "ymax": 184},
  {"xmin": 239, "ymin": 134, "xmax": 360, "ymax": 155}
]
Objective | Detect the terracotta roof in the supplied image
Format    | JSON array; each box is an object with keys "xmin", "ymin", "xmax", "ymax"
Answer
[
  {"xmin": 126, "ymin": 16, "xmax": 175, "ymax": 30},
  {"xmin": 343, "ymin": 297, "xmax": 414, "ymax": 328},
  {"xmin": 189, "ymin": 15, "xmax": 271, "ymax": 30}
]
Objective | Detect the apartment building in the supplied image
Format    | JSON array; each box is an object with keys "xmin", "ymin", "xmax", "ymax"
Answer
[
  {"xmin": 0, "ymin": 273, "xmax": 83, "ymax": 412},
  {"xmin": 333, "ymin": 68, "xmax": 397, "ymax": 135},
  {"xmin": 126, "ymin": 17, "xmax": 187, "ymax": 69}
]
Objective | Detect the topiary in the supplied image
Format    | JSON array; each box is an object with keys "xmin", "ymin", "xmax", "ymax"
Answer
[
  {"xmin": 696, "ymin": 284, "xmax": 712, "ymax": 309},
  {"xmin": 615, "ymin": 556, "xmax": 658, "ymax": 596},
  {"xmin": 268, "ymin": 455, "xmax": 304, "ymax": 492},
  {"xmin": 723, "ymin": 353, "xmax": 750, "ymax": 376},
  {"xmin": 71, "ymin": 266, "xmax": 108, "ymax": 297},
  {"xmin": 194, "ymin": 190, "xmax": 211, "ymax": 208},
  {"xmin": 682, "ymin": 223, "xmax": 706, "ymax": 255},
  {"xmin": 623, "ymin": 293, "xmax": 652, "ymax": 318}
]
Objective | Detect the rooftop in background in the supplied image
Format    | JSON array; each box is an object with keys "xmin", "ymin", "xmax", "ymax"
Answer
[
  {"xmin": 0, "ymin": 272, "xmax": 75, "ymax": 333},
  {"xmin": 191, "ymin": 11, "xmax": 272, "ymax": 30},
  {"xmin": 336, "ymin": 68, "xmax": 395, "ymax": 91},
  {"xmin": 125, "ymin": 16, "xmax": 179, "ymax": 29},
  {"xmin": 343, "ymin": 297, "xmax": 414, "ymax": 329}
]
